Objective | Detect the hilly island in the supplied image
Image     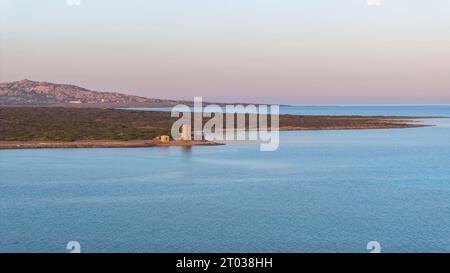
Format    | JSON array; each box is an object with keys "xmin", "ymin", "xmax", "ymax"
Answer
[
  {"xmin": 0, "ymin": 80, "xmax": 442, "ymax": 149},
  {"xmin": 0, "ymin": 79, "xmax": 183, "ymax": 107}
]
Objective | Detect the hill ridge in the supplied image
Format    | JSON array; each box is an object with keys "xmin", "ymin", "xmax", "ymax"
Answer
[{"xmin": 0, "ymin": 79, "xmax": 169, "ymax": 106}]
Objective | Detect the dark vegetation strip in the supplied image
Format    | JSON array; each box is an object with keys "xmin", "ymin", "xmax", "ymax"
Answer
[{"xmin": 0, "ymin": 107, "xmax": 435, "ymax": 141}]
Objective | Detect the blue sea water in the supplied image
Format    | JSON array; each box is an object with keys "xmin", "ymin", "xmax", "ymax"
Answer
[
  {"xmin": 123, "ymin": 104, "xmax": 450, "ymax": 117},
  {"xmin": 1, "ymin": 105, "xmax": 450, "ymax": 253}
]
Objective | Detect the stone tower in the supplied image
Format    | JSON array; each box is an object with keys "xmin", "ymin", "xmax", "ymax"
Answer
[{"xmin": 181, "ymin": 124, "xmax": 191, "ymax": 140}]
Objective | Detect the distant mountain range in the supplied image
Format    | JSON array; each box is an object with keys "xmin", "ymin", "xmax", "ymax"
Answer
[{"xmin": 0, "ymin": 79, "xmax": 180, "ymax": 107}]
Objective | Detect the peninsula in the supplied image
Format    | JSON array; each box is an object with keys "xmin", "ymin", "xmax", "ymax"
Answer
[
  {"xmin": 0, "ymin": 107, "xmax": 440, "ymax": 149},
  {"xmin": 0, "ymin": 80, "xmax": 444, "ymax": 149}
]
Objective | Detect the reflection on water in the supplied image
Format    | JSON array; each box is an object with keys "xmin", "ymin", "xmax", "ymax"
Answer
[{"xmin": 181, "ymin": 146, "xmax": 192, "ymax": 154}]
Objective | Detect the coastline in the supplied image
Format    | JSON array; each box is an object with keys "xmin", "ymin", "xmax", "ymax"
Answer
[
  {"xmin": 0, "ymin": 123, "xmax": 435, "ymax": 150},
  {"xmin": 0, "ymin": 139, "xmax": 223, "ymax": 150},
  {"xmin": 1, "ymin": 107, "xmax": 447, "ymax": 150}
]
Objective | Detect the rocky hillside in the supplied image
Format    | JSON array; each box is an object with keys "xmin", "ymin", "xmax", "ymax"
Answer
[{"xmin": 0, "ymin": 79, "xmax": 168, "ymax": 106}]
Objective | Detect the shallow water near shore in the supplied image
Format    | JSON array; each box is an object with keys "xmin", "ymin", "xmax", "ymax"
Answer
[{"xmin": 1, "ymin": 105, "xmax": 450, "ymax": 253}]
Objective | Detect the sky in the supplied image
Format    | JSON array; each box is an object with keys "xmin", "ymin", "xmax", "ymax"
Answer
[{"xmin": 1, "ymin": 0, "xmax": 449, "ymax": 104}]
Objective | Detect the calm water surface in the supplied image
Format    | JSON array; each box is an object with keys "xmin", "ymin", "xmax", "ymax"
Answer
[
  {"xmin": 1, "ymin": 106, "xmax": 450, "ymax": 252},
  {"xmin": 124, "ymin": 104, "xmax": 450, "ymax": 117}
]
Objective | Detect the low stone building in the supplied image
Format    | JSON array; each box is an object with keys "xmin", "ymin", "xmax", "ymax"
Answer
[{"xmin": 159, "ymin": 135, "xmax": 170, "ymax": 143}]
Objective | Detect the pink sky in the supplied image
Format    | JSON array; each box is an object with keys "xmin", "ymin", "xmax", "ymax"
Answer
[{"xmin": 1, "ymin": 0, "xmax": 449, "ymax": 103}]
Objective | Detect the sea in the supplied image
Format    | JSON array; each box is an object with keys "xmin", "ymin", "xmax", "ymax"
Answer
[{"xmin": 1, "ymin": 105, "xmax": 450, "ymax": 253}]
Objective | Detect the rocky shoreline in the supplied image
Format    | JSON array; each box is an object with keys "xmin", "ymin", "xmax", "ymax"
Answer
[{"xmin": 0, "ymin": 139, "xmax": 223, "ymax": 150}]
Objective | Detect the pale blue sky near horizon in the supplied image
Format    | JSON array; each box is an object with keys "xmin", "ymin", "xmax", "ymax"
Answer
[{"xmin": 1, "ymin": 0, "xmax": 449, "ymax": 104}]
